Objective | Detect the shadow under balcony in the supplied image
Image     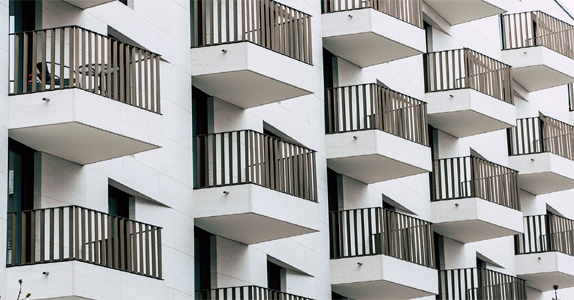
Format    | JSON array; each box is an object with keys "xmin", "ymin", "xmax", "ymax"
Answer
[
  {"xmin": 424, "ymin": 0, "xmax": 507, "ymax": 25},
  {"xmin": 329, "ymin": 207, "xmax": 438, "ymax": 300},
  {"xmin": 62, "ymin": 0, "xmax": 115, "ymax": 9},
  {"xmin": 424, "ymin": 48, "xmax": 515, "ymax": 137},
  {"xmin": 196, "ymin": 285, "xmax": 313, "ymax": 300},
  {"xmin": 191, "ymin": 0, "xmax": 314, "ymax": 108},
  {"xmin": 501, "ymin": 11, "xmax": 574, "ymax": 92},
  {"xmin": 515, "ymin": 214, "xmax": 574, "ymax": 291},
  {"xmin": 321, "ymin": 1, "xmax": 425, "ymax": 67},
  {"xmin": 193, "ymin": 130, "xmax": 319, "ymax": 244},
  {"xmin": 438, "ymin": 268, "xmax": 527, "ymax": 300},
  {"xmin": 325, "ymin": 84, "xmax": 431, "ymax": 184},
  {"xmin": 430, "ymin": 156, "xmax": 523, "ymax": 243},
  {"xmin": 9, "ymin": 26, "xmax": 162, "ymax": 165},
  {"xmin": 507, "ymin": 116, "xmax": 574, "ymax": 195},
  {"xmin": 6, "ymin": 206, "xmax": 162, "ymax": 299}
]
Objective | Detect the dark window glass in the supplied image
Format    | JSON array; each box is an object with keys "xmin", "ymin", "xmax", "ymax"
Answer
[
  {"xmin": 194, "ymin": 227, "xmax": 212, "ymax": 290},
  {"xmin": 108, "ymin": 185, "xmax": 130, "ymax": 218},
  {"xmin": 267, "ymin": 261, "xmax": 282, "ymax": 291}
]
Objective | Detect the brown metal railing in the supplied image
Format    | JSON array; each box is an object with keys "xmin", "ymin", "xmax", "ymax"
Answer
[
  {"xmin": 6, "ymin": 206, "xmax": 162, "ymax": 279},
  {"xmin": 431, "ymin": 156, "xmax": 520, "ymax": 211},
  {"xmin": 329, "ymin": 207, "xmax": 435, "ymax": 268},
  {"xmin": 569, "ymin": 83, "xmax": 573, "ymax": 112},
  {"xmin": 192, "ymin": 0, "xmax": 312, "ymax": 64},
  {"xmin": 9, "ymin": 26, "xmax": 161, "ymax": 113},
  {"xmin": 194, "ymin": 130, "xmax": 317, "ymax": 202},
  {"xmin": 507, "ymin": 116, "xmax": 574, "ymax": 160},
  {"xmin": 515, "ymin": 214, "xmax": 574, "ymax": 256},
  {"xmin": 196, "ymin": 285, "xmax": 313, "ymax": 300},
  {"xmin": 325, "ymin": 84, "xmax": 429, "ymax": 146},
  {"xmin": 321, "ymin": 0, "xmax": 423, "ymax": 28},
  {"xmin": 501, "ymin": 11, "xmax": 574, "ymax": 59},
  {"xmin": 438, "ymin": 268, "xmax": 527, "ymax": 300},
  {"xmin": 424, "ymin": 48, "xmax": 514, "ymax": 104}
]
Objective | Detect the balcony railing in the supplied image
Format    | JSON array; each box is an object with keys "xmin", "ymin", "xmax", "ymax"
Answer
[
  {"xmin": 194, "ymin": 130, "xmax": 318, "ymax": 202},
  {"xmin": 424, "ymin": 48, "xmax": 514, "ymax": 104},
  {"xmin": 507, "ymin": 116, "xmax": 574, "ymax": 160},
  {"xmin": 329, "ymin": 207, "xmax": 435, "ymax": 268},
  {"xmin": 9, "ymin": 26, "xmax": 161, "ymax": 113},
  {"xmin": 515, "ymin": 214, "xmax": 574, "ymax": 256},
  {"xmin": 431, "ymin": 156, "xmax": 521, "ymax": 211},
  {"xmin": 196, "ymin": 285, "xmax": 313, "ymax": 300},
  {"xmin": 191, "ymin": 0, "xmax": 312, "ymax": 64},
  {"xmin": 569, "ymin": 83, "xmax": 573, "ymax": 112},
  {"xmin": 325, "ymin": 84, "xmax": 429, "ymax": 146},
  {"xmin": 7, "ymin": 206, "xmax": 162, "ymax": 279},
  {"xmin": 501, "ymin": 11, "xmax": 574, "ymax": 59},
  {"xmin": 321, "ymin": 0, "xmax": 423, "ymax": 28},
  {"xmin": 438, "ymin": 268, "xmax": 527, "ymax": 300}
]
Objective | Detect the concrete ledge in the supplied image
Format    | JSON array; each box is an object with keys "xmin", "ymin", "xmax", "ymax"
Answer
[
  {"xmin": 509, "ymin": 152, "xmax": 574, "ymax": 195},
  {"xmin": 424, "ymin": 0, "xmax": 507, "ymax": 25},
  {"xmin": 516, "ymin": 252, "xmax": 574, "ymax": 291}
]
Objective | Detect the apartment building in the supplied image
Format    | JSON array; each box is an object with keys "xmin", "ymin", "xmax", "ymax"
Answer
[{"xmin": 1, "ymin": 0, "xmax": 574, "ymax": 299}]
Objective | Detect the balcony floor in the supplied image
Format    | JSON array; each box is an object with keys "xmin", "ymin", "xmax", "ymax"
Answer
[
  {"xmin": 516, "ymin": 252, "xmax": 574, "ymax": 291},
  {"xmin": 509, "ymin": 153, "xmax": 574, "ymax": 195}
]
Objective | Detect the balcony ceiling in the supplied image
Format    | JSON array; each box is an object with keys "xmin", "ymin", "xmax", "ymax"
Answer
[{"xmin": 425, "ymin": 0, "xmax": 507, "ymax": 25}]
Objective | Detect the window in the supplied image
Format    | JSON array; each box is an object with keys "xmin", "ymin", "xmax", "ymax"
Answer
[
  {"xmin": 108, "ymin": 185, "xmax": 130, "ymax": 218},
  {"xmin": 194, "ymin": 227, "xmax": 212, "ymax": 291},
  {"xmin": 267, "ymin": 261, "xmax": 284, "ymax": 291}
]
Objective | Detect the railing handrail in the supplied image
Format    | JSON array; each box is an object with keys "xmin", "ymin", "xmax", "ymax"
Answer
[
  {"xmin": 7, "ymin": 205, "xmax": 162, "ymax": 229},
  {"xmin": 195, "ymin": 285, "xmax": 313, "ymax": 300},
  {"xmin": 434, "ymin": 155, "xmax": 518, "ymax": 174},
  {"xmin": 428, "ymin": 48, "xmax": 511, "ymax": 69},
  {"xmin": 194, "ymin": 129, "xmax": 315, "ymax": 152},
  {"xmin": 508, "ymin": 116, "xmax": 574, "ymax": 160},
  {"xmin": 516, "ymin": 214, "xmax": 574, "ymax": 256}
]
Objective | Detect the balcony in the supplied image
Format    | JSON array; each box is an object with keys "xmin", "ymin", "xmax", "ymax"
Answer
[
  {"xmin": 191, "ymin": 0, "xmax": 314, "ymax": 108},
  {"xmin": 438, "ymin": 268, "xmax": 527, "ymax": 300},
  {"xmin": 515, "ymin": 214, "xmax": 574, "ymax": 291},
  {"xmin": 501, "ymin": 11, "xmax": 574, "ymax": 92},
  {"xmin": 329, "ymin": 207, "xmax": 437, "ymax": 300},
  {"xmin": 507, "ymin": 116, "xmax": 574, "ymax": 195},
  {"xmin": 6, "ymin": 206, "xmax": 161, "ymax": 298},
  {"xmin": 62, "ymin": 0, "xmax": 115, "ymax": 9},
  {"xmin": 424, "ymin": 48, "xmax": 515, "ymax": 137},
  {"xmin": 8, "ymin": 26, "xmax": 162, "ymax": 165},
  {"xmin": 193, "ymin": 130, "xmax": 319, "ymax": 244},
  {"xmin": 196, "ymin": 285, "xmax": 312, "ymax": 300},
  {"xmin": 430, "ymin": 156, "xmax": 523, "ymax": 243},
  {"xmin": 325, "ymin": 84, "xmax": 431, "ymax": 184},
  {"xmin": 424, "ymin": 0, "xmax": 506, "ymax": 25},
  {"xmin": 321, "ymin": 0, "xmax": 425, "ymax": 67}
]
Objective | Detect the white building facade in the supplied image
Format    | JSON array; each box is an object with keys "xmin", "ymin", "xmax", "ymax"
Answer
[{"xmin": 0, "ymin": 0, "xmax": 573, "ymax": 299}]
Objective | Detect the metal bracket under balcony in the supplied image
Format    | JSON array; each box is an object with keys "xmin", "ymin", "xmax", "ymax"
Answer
[
  {"xmin": 501, "ymin": 11, "xmax": 574, "ymax": 92},
  {"xmin": 322, "ymin": 1, "xmax": 425, "ymax": 67},
  {"xmin": 438, "ymin": 268, "xmax": 527, "ymax": 300},
  {"xmin": 329, "ymin": 207, "xmax": 437, "ymax": 300},
  {"xmin": 424, "ymin": 48, "xmax": 515, "ymax": 137},
  {"xmin": 507, "ymin": 117, "xmax": 574, "ymax": 195},
  {"xmin": 424, "ymin": 0, "xmax": 507, "ymax": 25},
  {"xmin": 193, "ymin": 130, "xmax": 319, "ymax": 244},
  {"xmin": 515, "ymin": 214, "xmax": 574, "ymax": 291},
  {"xmin": 325, "ymin": 84, "xmax": 431, "ymax": 183},
  {"xmin": 431, "ymin": 156, "xmax": 523, "ymax": 243}
]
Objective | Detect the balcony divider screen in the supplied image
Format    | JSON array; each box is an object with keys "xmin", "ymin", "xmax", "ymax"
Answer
[
  {"xmin": 431, "ymin": 156, "xmax": 520, "ymax": 211},
  {"xmin": 321, "ymin": 0, "xmax": 423, "ymax": 28},
  {"xmin": 438, "ymin": 268, "xmax": 527, "ymax": 300},
  {"xmin": 6, "ymin": 205, "xmax": 162, "ymax": 279},
  {"xmin": 196, "ymin": 285, "xmax": 313, "ymax": 300},
  {"xmin": 424, "ymin": 48, "xmax": 514, "ymax": 104},
  {"xmin": 501, "ymin": 11, "xmax": 574, "ymax": 59},
  {"xmin": 195, "ymin": 130, "xmax": 318, "ymax": 202},
  {"xmin": 329, "ymin": 207, "xmax": 435, "ymax": 268},
  {"xmin": 9, "ymin": 26, "xmax": 161, "ymax": 113},
  {"xmin": 507, "ymin": 116, "xmax": 574, "ymax": 160},
  {"xmin": 325, "ymin": 83, "xmax": 428, "ymax": 146},
  {"xmin": 192, "ymin": 0, "xmax": 312, "ymax": 64},
  {"xmin": 515, "ymin": 214, "xmax": 574, "ymax": 256}
]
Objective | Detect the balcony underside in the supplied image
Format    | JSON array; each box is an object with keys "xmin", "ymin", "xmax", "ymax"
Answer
[
  {"xmin": 326, "ymin": 130, "xmax": 431, "ymax": 184},
  {"xmin": 8, "ymin": 89, "xmax": 161, "ymax": 165},
  {"xmin": 425, "ymin": 0, "xmax": 507, "ymax": 25},
  {"xmin": 426, "ymin": 89, "xmax": 515, "ymax": 137},
  {"xmin": 516, "ymin": 252, "xmax": 574, "ymax": 291},
  {"xmin": 331, "ymin": 255, "xmax": 438, "ymax": 300},
  {"xmin": 509, "ymin": 153, "xmax": 574, "ymax": 195},
  {"xmin": 322, "ymin": 9, "xmax": 425, "ymax": 67},
  {"xmin": 502, "ymin": 47, "xmax": 574, "ymax": 92},
  {"xmin": 191, "ymin": 42, "xmax": 313, "ymax": 108},
  {"xmin": 431, "ymin": 198, "xmax": 523, "ymax": 243},
  {"xmin": 193, "ymin": 184, "xmax": 319, "ymax": 244},
  {"xmin": 62, "ymin": 0, "xmax": 114, "ymax": 9}
]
